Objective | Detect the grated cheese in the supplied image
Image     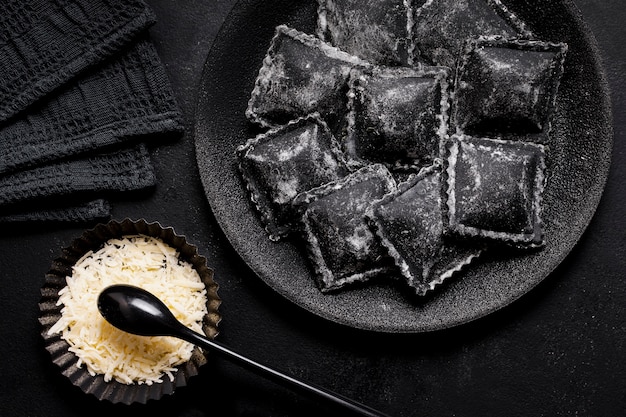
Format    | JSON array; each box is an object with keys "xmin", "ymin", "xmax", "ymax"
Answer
[{"xmin": 47, "ymin": 235, "xmax": 209, "ymax": 385}]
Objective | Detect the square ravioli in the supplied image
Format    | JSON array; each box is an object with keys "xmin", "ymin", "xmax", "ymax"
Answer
[
  {"xmin": 316, "ymin": 0, "xmax": 413, "ymax": 66},
  {"xmin": 246, "ymin": 25, "xmax": 369, "ymax": 129},
  {"xmin": 294, "ymin": 164, "xmax": 397, "ymax": 292},
  {"xmin": 442, "ymin": 135, "xmax": 546, "ymax": 248},
  {"xmin": 412, "ymin": 0, "xmax": 531, "ymax": 68},
  {"xmin": 368, "ymin": 165, "xmax": 482, "ymax": 296},
  {"xmin": 237, "ymin": 114, "xmax": 350, "ymax": 241},
  {"xmin": 344, "ymin": 65, "xmax": 449, "ymax": 169},
  {"xmin": 453, "ymin": 37, "xmax": 568, "ymax": 136}
]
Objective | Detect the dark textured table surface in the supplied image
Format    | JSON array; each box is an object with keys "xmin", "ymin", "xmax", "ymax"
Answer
[{"xmin": 1, "ymin": 1, "xmax": 625, "ymax": 416}]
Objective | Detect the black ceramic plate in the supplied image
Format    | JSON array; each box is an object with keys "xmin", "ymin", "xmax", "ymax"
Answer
[{"xmin": 194, "ymin": 0, "xmax": 612, "ymax": 333}]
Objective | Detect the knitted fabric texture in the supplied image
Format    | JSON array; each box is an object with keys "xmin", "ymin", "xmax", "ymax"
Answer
[
  {"xmin": 0, "ymin": 144, "xmax": 155, "ymax": 208},
  {"xmin": 0, "ymin": 38, "xmax": 184, "ymax": 174},
  {"xmin": 0, "ymin": 0, "xmax": 155, "ymax": 122},
  {"xmin": 0, "ymin": 199, "xmax": 110, "ymax": 223}
]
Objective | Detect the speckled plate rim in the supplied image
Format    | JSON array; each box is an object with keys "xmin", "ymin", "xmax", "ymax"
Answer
[
  {"xmin": 193, "ymin": 0, "xmax": 612, "ymax": 333},
  {"xmin": 39, "ymin": 218, "xmax": 222, "ymax": 404}
]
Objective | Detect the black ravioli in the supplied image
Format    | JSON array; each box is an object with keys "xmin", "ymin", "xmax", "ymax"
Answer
[
  {"xmin": 453, "ymin": 37, "xmax": 568, "ymax": 136},
  {"xmin": 237, "ymin": 114, "xmax": 351, "ymax": 241},
  {"xmin": 344, "ymin": 65, "xmax": 449, "ymax": 169},
  {"xmin": 412, "ymin": 0, "xmax": 531, "ymax": 68},
  {"xmin": 442, "ymin": 134, "xmax": 546, "ymax": 248},
  {"xmin": 237, "ymin": 1, "xmax": 568, "ymax": 297},
  {"xmin": 316, "ymin": 0, "xmax": 414, "ymax": 66},
  {"xmin": 246, "ymin": 25, "xmax": 370, "ymax": 129},
  {"xmin": 369, "ymin": 165, "xmax": 482, "ymax": 296},
  {"xmin": 294, "ymin": 164, "xmax": 397, "ymax": 292}
]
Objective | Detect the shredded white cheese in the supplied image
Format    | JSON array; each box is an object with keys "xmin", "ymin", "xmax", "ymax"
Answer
[{"xmin": 47, "ymin": 235, "xmax": 208, "ymax": 386}]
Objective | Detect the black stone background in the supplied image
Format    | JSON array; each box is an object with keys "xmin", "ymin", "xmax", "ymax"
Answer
[{"xmin": 0, "ymin": 1, "xmax": 624, "ymax": 416}]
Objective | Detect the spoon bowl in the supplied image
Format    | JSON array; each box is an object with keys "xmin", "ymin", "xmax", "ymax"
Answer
[
  {"xmin": 98, "ymin": 284, "xmax": 388, "ymax": 417},
  {"xmin": 98, "ymin": 284, "xmax": 184, "ymax": 337}
]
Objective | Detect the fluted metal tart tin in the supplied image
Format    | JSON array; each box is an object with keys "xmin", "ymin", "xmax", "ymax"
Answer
[{"xmin": 39, "ymin": 218, "xmax": 221, "ymax": 404}]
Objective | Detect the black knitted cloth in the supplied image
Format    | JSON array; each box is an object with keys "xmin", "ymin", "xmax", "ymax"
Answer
[
  {"xmin": 0, "ymin": 199, "xmax": 111, "ymax": 223},
  {"xmin": 0, "ymin": 0, "xmax": 184, "ymax": 223},
  {"xmin": 0, "ymin": 38, "xmax": 184, "ymax": 174},
  {"xmin": 0, "ymin": 144, "xmax": 155, "ymax": 208},
  {"xmin": 0, "ymin": 0, "xmax": 155, "ymax": 122}
]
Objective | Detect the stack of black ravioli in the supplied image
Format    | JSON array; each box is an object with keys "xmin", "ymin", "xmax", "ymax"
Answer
[
  {"xmin": 237, "ymin": 0, "xmax": 567, "ymax": 295},
  {"xmin": 0, "ymin": 0, "xmax": 183, "ymax": 224}
]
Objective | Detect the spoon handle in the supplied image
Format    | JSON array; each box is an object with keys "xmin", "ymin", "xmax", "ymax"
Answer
[{"xmin": 179, "ymin": 327, "xmax": 388, "ymax": 417}]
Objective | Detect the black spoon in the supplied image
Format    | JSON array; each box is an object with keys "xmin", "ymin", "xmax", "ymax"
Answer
[{"xmin": 97, "ymin": 284, "xmax": 389, "ymax": 417}]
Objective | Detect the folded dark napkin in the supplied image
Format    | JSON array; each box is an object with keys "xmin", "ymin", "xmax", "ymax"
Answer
[
  {"xmin": 0, "ymin": 144, "xmax": 155, "ymax": 209},
  {"xmin": 0, "ymin": 38, "xmax": 184, "ymax": 174},
  {"xmin": 0, "ymin": 199, "xmax": 110, "ymax": 224},
  {"xmin": 0, "ymin": 0, "xmax": 183, "ymax": 224},
  {"xmin": 0, "ymin": 0, "xmax": 155, "ymax": 122}
]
